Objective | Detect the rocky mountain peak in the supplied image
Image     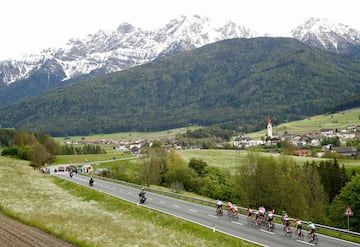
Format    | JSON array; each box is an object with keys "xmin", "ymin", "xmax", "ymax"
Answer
[
  {"xmin": 291, "ymin": 17, "xmax": 360, "ymax": 52},
  {"xmin": 1, "ymin": 15, "xmax": 360, "ymax": 107}
]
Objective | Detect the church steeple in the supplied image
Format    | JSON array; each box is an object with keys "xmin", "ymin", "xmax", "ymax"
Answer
[{"xmin": 267, "ymin": 115, "xmax": 273, "ymax": 138}]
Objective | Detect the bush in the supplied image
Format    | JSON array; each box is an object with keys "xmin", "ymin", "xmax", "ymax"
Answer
[{"xmin": 1, "ymin": 147, "xmax": 18, "ymax": 156}]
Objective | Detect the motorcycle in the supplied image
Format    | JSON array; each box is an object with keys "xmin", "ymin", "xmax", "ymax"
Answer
[
  {"xmin": 138, "ymin": 192, "xmax": 146, "ymax": 204},
  {"xmin": 89, "ymin": 178, "xmax": 94, "ymax": 186}
]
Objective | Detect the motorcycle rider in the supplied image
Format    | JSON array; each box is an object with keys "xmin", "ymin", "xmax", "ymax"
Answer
[
  {"xmin": 89, "ymin": 177, "xmax": 94, "ymax": 186},
  {"xmin": 139, "ymin": 187, "xmax": 146, "ymax": 203}
]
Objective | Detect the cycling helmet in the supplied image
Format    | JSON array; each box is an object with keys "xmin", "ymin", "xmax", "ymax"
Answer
[
  {"xmin": 308, "ymin": 221, "xmax": 312, "ymax": 225},
  {"xmin": 141, "ymin": 187, "xmax": 145, "ymax": 190}
]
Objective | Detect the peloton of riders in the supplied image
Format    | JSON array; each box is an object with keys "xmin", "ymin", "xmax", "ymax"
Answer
[{"xmin": 219, "ymin": 203, "xmax": 316, "ymax": 240}]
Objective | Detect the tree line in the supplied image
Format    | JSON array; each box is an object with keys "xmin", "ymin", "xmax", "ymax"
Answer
[
  {"xmin": 1, "ymin": 129, "xmax": 59, "ymax": 166},
  {"xmin": 0, "ymin": 129, "xmax": 106, "ymax": 165},
  {"xmin": 108, "ymin": 144, "xmax": 358, "ymax": 231}
]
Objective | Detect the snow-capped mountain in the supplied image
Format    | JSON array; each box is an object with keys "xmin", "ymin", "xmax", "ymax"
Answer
[
  {"xmin": 1, "ymin": 15, "xmax": 360, "ymax": 107},
  {"xmin": 291, "ymin": 17, "xmax": 360, "ymax": 54},
  {"xmin": 0, "ymin": 15, "xmax": 256, "ymax": 86}
]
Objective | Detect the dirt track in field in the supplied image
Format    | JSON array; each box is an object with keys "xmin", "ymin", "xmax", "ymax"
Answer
[{"xmin": 0, "ymin": 212, "xmax": 75, "ymax": 247}]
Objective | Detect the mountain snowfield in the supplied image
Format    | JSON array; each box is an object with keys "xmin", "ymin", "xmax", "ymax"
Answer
[
  {"xmin": 0, "ymin": 15, "xmax": 360, "ymax": 86},
  {"xmin": 291, "ymin": 17, "xmax": 360, "ymax": 53}
]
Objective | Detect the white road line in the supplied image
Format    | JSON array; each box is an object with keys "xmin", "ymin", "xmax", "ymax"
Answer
[
  {"xmin": 159, "ymin": 201, "xmax": 166, "ymax": 204},
  {"xmin": 173, "ymin": 205, "xmax": 180, "ymax": 208},
  {"xmin": 260, "ymin": 229, "xmax": 275, "ymax": 235},
  {"xmin": 208, "ymin": 214, "xmax": 218, "ymax": 218},
  {"xmin": 296, "ymin": 240, "xmax": 314, "ymax": 246},
  {"xmin": 189, "ymin": 209, "xmax": 198, "ymax": 213},
  {"xmin": 232, "ymin": 221, "xmax": 243, "ymax": 225}
]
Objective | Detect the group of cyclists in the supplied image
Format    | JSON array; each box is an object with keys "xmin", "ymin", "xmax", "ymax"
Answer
[
  {"xmin": 280, "ymin": 210, "xmax": 316, "ymax": 242},
  {"xmin": 246, "ymin": 205, "xmax": 275, "ymax": 231},
  {"xmin": 216, "ymin": 199, "xmax": 239, "ymax": 220},
  {"xmin": 215, "ymin": 200, "xmax": 318, "ymax": 243}
]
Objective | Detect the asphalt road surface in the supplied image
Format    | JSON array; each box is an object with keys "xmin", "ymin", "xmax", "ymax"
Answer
[{"xmin": 53, "ymin": 171, "xmax": 360, "ymax": 247}]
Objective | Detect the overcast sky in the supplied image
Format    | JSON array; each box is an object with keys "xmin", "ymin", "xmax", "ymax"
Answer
[{"xmin": 0, "ymin": 0, "xmax": 359, "ymax": 60}]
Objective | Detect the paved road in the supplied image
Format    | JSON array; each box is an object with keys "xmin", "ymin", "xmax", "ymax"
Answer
[{"xmin": 53, "ymin": 171, "xmax": 360, "ymax": 247}]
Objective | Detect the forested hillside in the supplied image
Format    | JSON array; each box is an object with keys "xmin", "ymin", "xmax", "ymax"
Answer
[{"xmin": 1, "ymin": 37, "xmax": 360, "ymax": 136}]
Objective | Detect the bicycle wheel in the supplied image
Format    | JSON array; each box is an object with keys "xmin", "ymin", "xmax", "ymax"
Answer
[
  {"xmin": 313, "ymin": 235, "xmax": 318, "ymax": 244},
  {"xmin": 299, "ymin": 231, "xmax": 304, "ymax": 241},
  {"xmin": 307, "ymin": 233, "xmax": 312, "ymax": 243},
  {"xmin": 234, "ymin": 214, "xmax": 239, "ymax": 221},
  {"xmin": 270, "ymin": 222, "xmax": 275, "ymax": 232}
]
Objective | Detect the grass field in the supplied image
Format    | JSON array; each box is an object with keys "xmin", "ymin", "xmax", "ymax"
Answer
[
  {"xmin": 53, "ymin": 108, "xmax": 360, "ymax": 143},
  {"xmin": 177, "ymin": 149, "xmax": 360, "ymax": 176},
  {"xmin": 0, "ymin": 156, "xmax": 255, "ymax": 247},
  {"xmin": 54, "ymin": 126, "xmax": 200, "ymax": 143},
  {"xmin": 178, "ymin": 149, "xmax": 330, "ymax": 167}
]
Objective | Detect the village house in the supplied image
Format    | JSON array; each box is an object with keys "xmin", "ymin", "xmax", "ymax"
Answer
[
  {"xmin": 293, "ymin": 149, "xmax": 312, "ymax": 156},
  {"xmin": 320, "ymin": 128, "xmax": 334, "ymax": 137},
  {"xmin": 334, "ymin": 147, "xmax": 358, "ymax": 157}
]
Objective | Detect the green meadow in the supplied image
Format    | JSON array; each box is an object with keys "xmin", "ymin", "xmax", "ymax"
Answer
[{"xmin": 0, "ymin": 156, "xmax": 255, "ymax": 247}]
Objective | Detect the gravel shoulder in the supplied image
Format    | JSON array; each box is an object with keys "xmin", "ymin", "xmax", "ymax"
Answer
[{"xmin": 0, "ymin": 212, "xmax": 75, "ymax": 247}]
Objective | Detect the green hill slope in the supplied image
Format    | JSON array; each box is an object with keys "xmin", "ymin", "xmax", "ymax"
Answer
[
  {"xmin": 246, "ymin": 108, "xmax": 360, "ymax": 138},
  {"xmin": 1, "ymin": 37, "xmax": 360, "ymax": 136}
]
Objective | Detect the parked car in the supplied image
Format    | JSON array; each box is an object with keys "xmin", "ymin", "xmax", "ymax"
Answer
[{"xmin": 58, "ymin": 166, "xmax": 65, "ymax": 172}]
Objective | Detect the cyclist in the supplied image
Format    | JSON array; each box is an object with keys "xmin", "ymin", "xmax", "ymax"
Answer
[
  {"xmin": 254, "ymin": 210, "xmax": 260, "ymax": 226},
  {"xmin": 216, "ymin": 199, "xmax": 223, "ymax": 216},
  {"xmin": 266, "ymin": 209, "xmax": 275, "ymax": 227},
  {"xmin": 230, "ymin": 204, "xmax": 239, "ymax": 221},
  {"xmin": 283, "ymin": 216, "xmax": 291, "ymax": 233},
  {"xmin": 246, "ymin": 206, "xmax": 253, "ymax": 217},
  {"xmin": 308, "ymin": 222, "xmax": 316, "ymax": 242},
  {"xmin": 246, "ymin": 206, "xmax": 254, "ymax": 223},
  {"xmin": 258, "ymin": 205, "xmax": 266, "ymax": 222},
  {"xmin": 295, "ymin": 218, "xmax": 303, "ymax": 237},
  {"xmin": 232, "ymin": 204, "xmax": 238, "ymax": 216},
  {"xmin": 281, "ymin": 211, "xmax": 288, "ymax": 225},
  {"xmin": 226, "ymin": 201, "xmax": 233, "ymax": 216}
]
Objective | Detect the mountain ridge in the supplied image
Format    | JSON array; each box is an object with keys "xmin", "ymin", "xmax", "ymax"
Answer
[
  {"xmin": 1, "ymin": 37, "xmax": 360, "ymax": 136},
  {"xmin": 0, "ymin": 15, "xmax": 360, "ymax": 107}
]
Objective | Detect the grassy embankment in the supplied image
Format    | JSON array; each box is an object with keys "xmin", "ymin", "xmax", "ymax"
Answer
[{"xmin": 0, "ymin": 156, "xmax": 257, "ymax": 247}]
